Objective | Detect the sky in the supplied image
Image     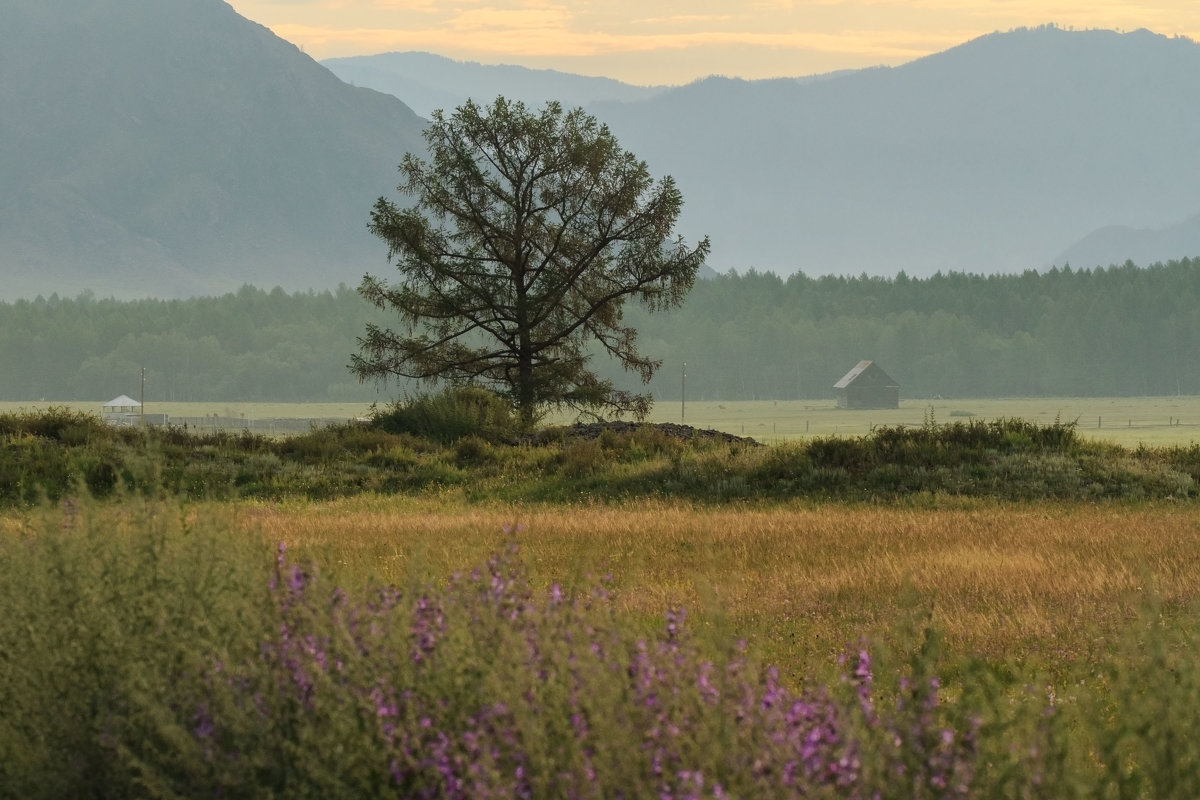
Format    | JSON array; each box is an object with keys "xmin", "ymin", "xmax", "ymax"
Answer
[{"xmin": 224, "ymin": 0, "xmax": 1200, "ymax": 85}]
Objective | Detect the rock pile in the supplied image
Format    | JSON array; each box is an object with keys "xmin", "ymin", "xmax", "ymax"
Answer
[{"xmin": 522, "ymin": 420, "xmax": 761, "ymax": 447}]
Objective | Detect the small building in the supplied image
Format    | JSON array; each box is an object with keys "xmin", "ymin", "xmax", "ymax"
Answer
[
  {"xmin": 102, "ymin": 394, "xmax": 141, "ymax": 426},
  {"xmin": 834, "ymin": 361, "xmax": 900, "ymax": 409}
]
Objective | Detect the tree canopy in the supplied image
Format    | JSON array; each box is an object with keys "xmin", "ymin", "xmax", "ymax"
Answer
[{"xmin": 351, "ymin": 97, "xmax": 710, "ymax": 424}]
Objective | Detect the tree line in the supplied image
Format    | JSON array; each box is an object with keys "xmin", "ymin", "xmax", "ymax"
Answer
[
  {"xmin": 2, "ymin": 258, "xmax": 1198, "ymax": 405},
  {"xmin": 0, "ymin": 285, "xmax": 389, "ymax": 403},
  {"xmin": 609, "ymin": 258, "xmax": 1200, "ymax": 402}
]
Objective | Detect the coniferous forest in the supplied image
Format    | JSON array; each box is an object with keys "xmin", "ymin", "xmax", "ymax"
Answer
[{"xmin": 2, "ymin": 258, "xmax": 1198, "ymax": 403}]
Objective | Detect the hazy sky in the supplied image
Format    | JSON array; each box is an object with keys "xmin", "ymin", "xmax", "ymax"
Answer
[{"xmin": 226, "ymin": 1, "xmax": 1200, "ymax": 85}]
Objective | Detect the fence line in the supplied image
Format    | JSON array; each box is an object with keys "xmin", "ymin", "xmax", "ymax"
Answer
[{"xmin": 168, "ymin": 416, "xmax": 354, "ymax": 435}]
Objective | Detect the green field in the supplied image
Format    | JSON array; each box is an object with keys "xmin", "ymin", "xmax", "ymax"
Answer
[
  {"xmin": 644, "ymin": 397, "xmax": 1200, "ymax": 447},
  {"xmin": 6, "ymin": 395, "xmax": 1199, "ymax": 446}
]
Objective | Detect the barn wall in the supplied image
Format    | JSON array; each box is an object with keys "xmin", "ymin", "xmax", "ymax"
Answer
[{"xmin": 842, "ymin": 386, "xmax": 899, "ymax": 409}]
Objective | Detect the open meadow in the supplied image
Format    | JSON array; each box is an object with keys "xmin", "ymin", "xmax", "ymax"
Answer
[
  {"xmin": 4, "ymin": 394, "xmax": 1200, "ymax": 446},
  {"xmin": 5, "ymin": 403, "xmax": 1200, "ymax": 796},
  {"xmin": 644, "ymin": 396, "xmax": 1200, "ymax": 448},
  {"xmin": 217, "ymin": 495, "xmax": 1200, "ymax": 678}
]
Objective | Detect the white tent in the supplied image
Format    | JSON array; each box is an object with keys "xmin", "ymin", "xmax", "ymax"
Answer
[
  {"xmin": 102, "ymin": 395, "xmax": 141, "ymax": 425},
  {"xmin": 103, "ymin": 395, "xmax": 141, "ymax": 412}
]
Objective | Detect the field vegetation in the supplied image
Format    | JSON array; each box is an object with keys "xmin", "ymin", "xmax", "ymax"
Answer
[
  {"xmin": 4, "ymin": 399, "xmax": 1200, "ymax": 796},
  {"xmin": 3, "ymin": 398, "xmax": 1200, "ymax": 506},
  {"xmin": 4, "ymin": 394, "xmax": 1200, "ymax": 447}
]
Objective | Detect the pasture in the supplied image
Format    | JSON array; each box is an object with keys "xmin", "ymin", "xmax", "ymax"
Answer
[
  {"xmin": 4, "ymin": 395, "xmax": 1200, "ymax": 445},
  {"xmin": 5, "ymin": 402, "xmax": 1200, "ymax": 796},
  {"xmin": 646, "ymin": 396, "xmax": 1200, "ymax": 447},
  {"xmin": 226, "ymin": 495, "xmax": 1200, "ymax": 679}
]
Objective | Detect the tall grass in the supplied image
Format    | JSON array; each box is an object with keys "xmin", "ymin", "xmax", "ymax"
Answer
[
  {"xmin": 0, "ymin": 499, "xmax": 274, "ymax": 797},
  {"xmin": 4, "ymin": 498, "xmax": 1200, "ymax": 797},
  {"xmin": 370, "ymin": 386, "xmax": 527, "ymax": 444},
  {"xmin": 225, "ymin": 498, "xmax": 1200, "ymax": 682}
]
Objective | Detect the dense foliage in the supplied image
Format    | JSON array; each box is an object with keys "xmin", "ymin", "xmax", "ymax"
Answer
[
  {"xmin": 3, "ymin": 258, "xmax": 1199, "ymax": 403},
  {"xmin": 2, "ymin": 407, "xmax": 1198, "ymax": 507},
  {"xmin": 355, "ymin": 97, "xmax": 708, "ymax": 423},
  {"xmin": 627, "ymin": 258, "xmax": 1200, "ymax": 401},
  {"xmin": 0, "ymin": 285, "xmax": 391, "ymax": 403},
  {"xmin": 3, "ymin": 501, "xmax": 1200, "ymax": 798}
]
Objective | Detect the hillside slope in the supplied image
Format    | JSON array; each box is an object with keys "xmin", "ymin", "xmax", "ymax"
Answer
[
  {"xmin": 0, "ymin": 0, "xmax": 427, "ymax": 299},
  {"xmin": 322, "ymin": 51, "xmax": 667, "ymax": 118},
  {"xmin": 586, "ymin": 27, "xmax": 1200, "ymax": 276}
]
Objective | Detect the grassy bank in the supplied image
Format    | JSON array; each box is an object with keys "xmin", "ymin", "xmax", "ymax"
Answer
[
  {"xmin": 3, "ymin": 406, "xmax": 1200, "ymax": 507},
  {"xmin": 7, "ymin": 396, "xmax": 1200, "ymax": 446}
]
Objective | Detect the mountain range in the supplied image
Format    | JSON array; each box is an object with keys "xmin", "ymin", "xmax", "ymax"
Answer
[
  {"xmin": 1, "ymin": 0, "xmax": 426, "ymax": 300},
  {"xmin": 322, "ymin": 51, "xmax": 669, "ymax": 120},
  {"xmin": 326, "ymin": 28, "xmax": 1200, "ymax": 277},
  {"xmin": 3, "ymin": 5, "xmax": 1200, "ymax": 300},
  {"xmin": 596, "ymin": 27, "xmax": 1200, "ymax": 276}
]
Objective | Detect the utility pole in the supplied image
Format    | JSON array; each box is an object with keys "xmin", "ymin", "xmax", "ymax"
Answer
[
  {"xmin": 681, "ymin": 362, "xmax": 687, "ymax": 423},
  {"xmin": 140, "ymin": 367, "xmax": 146, "ymax": 427}
]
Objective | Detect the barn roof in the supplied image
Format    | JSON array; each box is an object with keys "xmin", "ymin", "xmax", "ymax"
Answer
[{"xmin": 834, "ymin": 361, "xmax": 898, "ymax": 389}]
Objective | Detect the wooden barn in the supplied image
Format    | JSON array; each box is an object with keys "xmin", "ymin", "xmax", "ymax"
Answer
[{"xmin": 834, "ymin": 361, "xmax": 900, "ymax": 409}]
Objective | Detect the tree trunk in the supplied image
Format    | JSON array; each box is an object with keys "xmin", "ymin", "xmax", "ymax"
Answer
[{"xmin": 517, "ymin": 340, "xmax": 535, "ymax": 431}]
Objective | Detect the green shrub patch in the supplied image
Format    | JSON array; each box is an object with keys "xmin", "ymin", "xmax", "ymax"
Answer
[{"xmin": 1, "ymin": 409, "xmax": 1196, "ymax": 507}]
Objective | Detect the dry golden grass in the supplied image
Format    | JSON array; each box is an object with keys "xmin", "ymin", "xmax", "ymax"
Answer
[{"xmin": 217, "ymin": 497, "xmax": 1200, "ymax": 680}]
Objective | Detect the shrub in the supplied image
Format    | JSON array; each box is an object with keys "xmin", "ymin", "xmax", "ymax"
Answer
[
  {"xmin": 372, "ymin": 387, "xmax": 525, "ymax": 445},
  {"xmin": 0, "ymin": 406, "xmax": 111, "ymax": 444},
  {"xmin": 806, "ymin": 436, "xmax": 871, "ymax": 470},
  {"xmin": 276, "ymin": 426, "xmax": 345, "ymax": 463},
  {"xmin": 557, "ymin": 438, "xmax": 605, "ymax": 478},
  {"xmin": 0, "ymin": 432, "xmax": 75, "ymax": 504},
  {"xmin": 0, "ymin": 500, "xmax": 274, "ymax": 798},
  {"xmin": 453, "ymin": 434, "xmax": 495, "ymax": 467}
]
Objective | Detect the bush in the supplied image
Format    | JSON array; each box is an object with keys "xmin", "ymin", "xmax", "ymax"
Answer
[
  {"xmin": 0, "ymin": 410, "xmax": 1191, "ymax": 507},
  {"xmin": 556, "ymin": 438, "xmax": 605, "ymax": 478},
  {"xmin": 0, "ymin": 406, "xmax": 111, "ymax": 444},
  {"xmin": 0, "ymin": 500, "xmax": 274, "ymax": 798},
  {"xmin": 453, "ymin": 434, "xmax": 496, "ymax": 467},
  {"xmin": 371, "ymin": 387, "xmax": 525, "ymax": 445}
]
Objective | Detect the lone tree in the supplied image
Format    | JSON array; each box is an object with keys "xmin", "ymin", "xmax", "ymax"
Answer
[{"xmin": 351, "ymin": 97, "xmax": 710, "ymax": 426}]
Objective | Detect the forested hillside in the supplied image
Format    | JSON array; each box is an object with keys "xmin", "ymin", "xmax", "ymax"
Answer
[{"xmin": 3, "ymin": 260, "xmax": 1198, "ymax": 403}]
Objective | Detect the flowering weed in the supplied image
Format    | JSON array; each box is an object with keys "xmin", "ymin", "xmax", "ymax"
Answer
[{"xmin": 2, "ymin": 500, "xmax": 1200, "ymax": 797}]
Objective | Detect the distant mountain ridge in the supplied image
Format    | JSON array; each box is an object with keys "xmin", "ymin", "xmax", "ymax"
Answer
[
  {"xmin": 322, "ymin": 51, "xmax": 669, "ymax": 118},
  {"xmin": 584, "ymin": 26, "xmax": 1200, "ymax": 276},
  {"xmin": 0, "ymin": 0, "xmax": 427, "ymax": 300},
  {"xmin": 326, "ymin": 29, "xmax": 1200, "ymax": 277},
  {"xmin": 1054, "ymin": 213, "xmax": 1200, "ymax": 270},
  {"xmin": 4, "ymin": 15, "xmax": 1200, "ymax": 300}
]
